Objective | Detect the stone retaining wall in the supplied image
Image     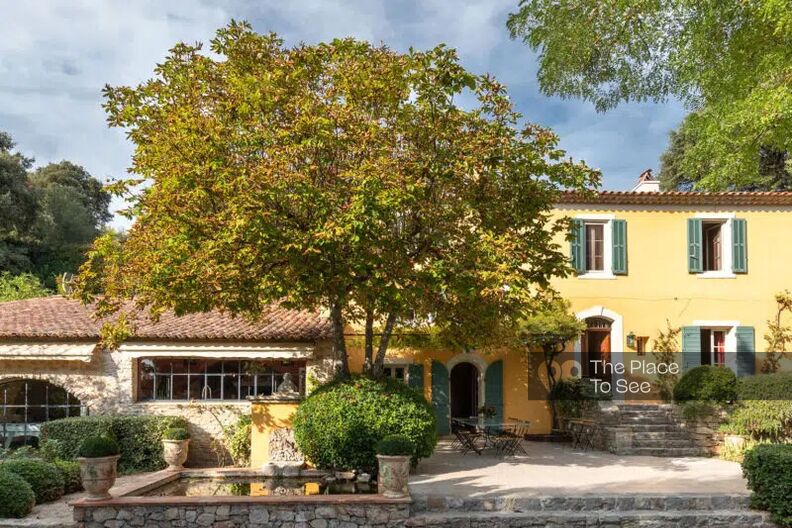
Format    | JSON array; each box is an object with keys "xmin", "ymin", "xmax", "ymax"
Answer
[{"xmin": 74, "ymin": 499, "xmax": 411, "ymax": 528}]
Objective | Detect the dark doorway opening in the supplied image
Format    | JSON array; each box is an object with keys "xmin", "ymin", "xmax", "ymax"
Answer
[
  {"xmin": 581, "ymin": 317, "xmax": 612, "ymax": 382},
  {"xmin": 449, "ymin": 363, "xmax": 478, "ymax": 420}
]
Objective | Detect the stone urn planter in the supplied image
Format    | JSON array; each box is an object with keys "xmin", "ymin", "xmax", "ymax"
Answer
[
  {"xmin": 375, "ymin": 434, "xmax": 414, "ymax": 498},
  {"xmin": 376, "ymin": 455, "xmax": 410, "ymax": 498},
  {"xmin": 162, "ymin": 439, "xmax": 190, "ymax": 470},
  {"xmin": 77, "ymin": 435, "xmax": 121, "ymax": 501},
  {"xmin": 162, "ymin": 427, "xmax": 191, "ymax": 471}
]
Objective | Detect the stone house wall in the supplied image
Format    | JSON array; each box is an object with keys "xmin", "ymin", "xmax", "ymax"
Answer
[{"xmin": 0, "ymin": 340, "xmax": 336, "ymax": 467}]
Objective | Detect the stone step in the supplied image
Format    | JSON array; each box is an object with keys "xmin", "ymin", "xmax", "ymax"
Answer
[
  {"xmin": 412, "ymin": 494, "xmax": 752, "ymax": 513},
  {"xmin": 406, "ymin": 510, "xmax": 776, "ymax": 527},
  {"xmin": 620, "ymin": 415, "xmax": 674, "ymax": 425},
  {"xmin": 631, "ymin": 438, "xmax": 697, "ymax": 448},
  {"xmin": 617, "ymin": 447, "xmax": 707, "ymax": 457},
  {"xmin": 632, "ymin": 431, "xmax": 691, "ymax": 441},
  {"xmin": 620, "ymin": 424, "xmax": 683, "ymax": 432},
  {"xmin": 616, "ymin": 404, "xmax": 673, "ymax": 411}
]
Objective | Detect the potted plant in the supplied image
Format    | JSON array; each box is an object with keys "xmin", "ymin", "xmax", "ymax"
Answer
[
  {"xmin": 375, "ymin": 434, "xmax": 414, "ymax": 498},
  {"xmin": 162, "ymin": 427, "xmax": 191, "ymax": 471},
  {"xmin": 77, "ymin": 436, "xmax": 120, "ymax": 501}
]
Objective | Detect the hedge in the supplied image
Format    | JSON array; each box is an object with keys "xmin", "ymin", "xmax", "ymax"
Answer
[
  {"xmin": 0, "ymin": 458, "xmax": 64, "ymax": 504},
  {"xmin": 673, "ymin": 365, "xmax": 737, "ymax": 403},
  {"xmin": 293, "ymin": 376, "xmax": 436, "ymax": 472},
  {"xmin": 0, "ymin": 471, "xmax": 35, "ymax": 518},
  {"xmin": 738, "ymin": 372, "xmax": 792, "ymax": 400},
  {"xmin": 52, "ymin": 459, "xmax": 82, "ymax": 494},
  {"xmin": 742, "ymin": 444, "xmax": 792, "ymax": 526},
  {"xmin": 41, "ymin": 415, "xmax": 188, "ymax": 474}
]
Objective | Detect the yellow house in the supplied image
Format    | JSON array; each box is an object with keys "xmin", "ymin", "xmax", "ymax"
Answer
[{"xmin": 339, "ymin": 172, "xmax": 792, "ymax": 437}]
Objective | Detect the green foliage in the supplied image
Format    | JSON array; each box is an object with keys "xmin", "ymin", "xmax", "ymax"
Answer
[
  {"xmin": 74, "ymin": 22, "xmax": 597, "ymax": 371},
  {"xmin": 0, "ymin": 459, "xmax": 64, "ymax": 504},
  {"xmin": 0, "ymin": 131, "xmax": 110, "ymax": 284},
  {"xmin": 673, "ymin": 366, "xmax": 737, "ymax": 404},
  {"xmin": 376, "ymin": 434, "xmax": 415, "ymax": 457},
  {"xmin": 223, "ymin": 415, "xmax": 251, "ymax": 467},
  {"xmin": 41, "ymin": 415, "xmax": 188, "ymax": 474},
  {"xmin": 52, "ymin": 460, "xmax": 82, "ymax": 494},
  {"xmin": 738, "ymin": 372, "xmax": 792, "ymax": 400},
  {"xmin": 762, "ymin": 291, "xmax": 792, "ymax": 373},
  {"xmin": 507, "ymin": 0, "xmax": 792, "ymax": 190},
  {"xmin": 293, "ymin": 376, "xmax": 436, "ymax": 472},
  {"xmin": 0, "ymin": 272, "xmax": 51, "ymax": 302},
  {"xmin": 78, "ymin": 436, "xmax": 119, "ymax": 458},
  {"xmin": 742, "ymin": 444, "xmax": 792, "ymax": 526},
  {"xmin": 551, "ymin": 377, "xmax": 611, "ymax": 421},
  {"xmin": 722, "ymin": 401, "xmax": 792, "ymax": 443},
  {"xmin": 652, "ymin": 321, "xmax": 681, "ymax": 402},
  {"xmin": 162, "ymin": 427, "xmax": 190, "ymax": 441},
  {"xmin": 0, "ymin": 470, "xmax": 35, "ymax": 518},
  {"xmin": 680, "ymin": 401, "xmax": 721, "ymax": 421},
  {"xmin": 38, "ymin": 439, "xmax": 63, "ymax": 462}
]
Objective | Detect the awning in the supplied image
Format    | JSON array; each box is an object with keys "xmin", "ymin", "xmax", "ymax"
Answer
[
  {"xmin": 0, "ymin": 342, "xmax": 97, "ymax": 362},
  {"xmin": 118, "ymin": 341, "xmax": 315, "ymax": 359}
]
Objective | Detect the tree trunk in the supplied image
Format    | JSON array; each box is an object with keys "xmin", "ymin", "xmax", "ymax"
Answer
[
  {"xmin": 330, "ymin": 299, "xmax": 349, "ymax": 377},
  {"xmin": 544, "ymin": 344, "xmax": 560, "ymax": 431},
  {"xmin": 371, "ymin": 312, "xmax": 398, "ymax": 378},
  {"xmin": 363, "ymin": 309, "xmax": 374, "ymax": 374}
]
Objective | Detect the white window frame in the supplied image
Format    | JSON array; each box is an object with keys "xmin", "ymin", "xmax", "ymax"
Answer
[
  {"xmin": 694, "ymin": 213, "xmax": 736, "ymax": 279},
  {"xmin": 575, "ymin": 214, "xmax": 615, "ymax": 279},
  {"xmin": 382, "ymin": 359, "xmax": 411, "ymax": 384},
  {"xmin": 692, "ymin": 320, "xmax": 739, "ymax": 372}
]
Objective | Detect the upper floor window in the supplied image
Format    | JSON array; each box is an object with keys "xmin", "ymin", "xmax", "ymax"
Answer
[
  {"xmin": 570, "ymin": 217, "xmax": 627, "ymax": 277},
  {"xmin": 688, "ymin": 217, "xmax": 747, "ymax": 277}
]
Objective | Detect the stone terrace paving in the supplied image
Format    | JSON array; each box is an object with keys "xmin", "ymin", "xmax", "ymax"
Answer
[{"xmin": 1, "ymin": 441, "xmax": 778, "ymax": 528}]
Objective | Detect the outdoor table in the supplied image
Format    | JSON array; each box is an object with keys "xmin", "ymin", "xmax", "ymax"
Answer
[
  {"xmin": 455, "ymin": 418, "xmax": 529, "ymax": 456},
  {"xmin": 566, "ymin": 418, "xmax": 600, "ymax": 451}
]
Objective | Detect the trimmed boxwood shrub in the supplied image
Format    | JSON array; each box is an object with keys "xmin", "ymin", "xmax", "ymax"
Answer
[
  {"xmin": 673, "ymin": 365, "xmax": 737, "ymax": 403},
  {"xmin": 742, "ymin": 444, "xmax": 792, "ymax": 526},
  {"xmin": 52, "ymin": 460, "xmax": 82, "ymax": 494},
  {"xmin": 738, "ymin": 372, "xmax": 792, "ymax": 400},
  {"xmin": 162, "ymin": 427, "xmax": 190, "ymax": 440},
  {"xmin": 79, "ymin": 436, "xmax": 120, "ymax": 458},
  {"xmin": 293, "ymin": 376, "xmax": 436, "ymax": 472},
  {"xmin": 41, "ymin": 415, "xmax": 188, "ymax": 474},
  {"xmin": 376, "ymin": 434, "xmax": 414, "ymax": 456},
  {"xmin": 0, "ymin": 470, "xmax": 36, "ymax": 518},
  {"xmin": 0, "ymin": 459, "xmax": 64, "ymax": 504}
]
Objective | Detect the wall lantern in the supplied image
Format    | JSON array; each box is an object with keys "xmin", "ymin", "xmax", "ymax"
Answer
[{"xmin": 626, "ymin": 331, "xmax": 637, "ymax": 349}]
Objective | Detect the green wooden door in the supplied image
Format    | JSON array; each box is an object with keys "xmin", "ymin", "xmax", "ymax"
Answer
[
  {"xmin": 431, "ymin": 361, "xmax": 450, "ymax": 435},
  {"xmin": 485, "ymin": 360, "xmax": 504, "ymax": 423}
]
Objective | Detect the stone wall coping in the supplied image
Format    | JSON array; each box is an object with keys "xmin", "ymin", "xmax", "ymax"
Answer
[
  {"xmin": 250, "ymin": 394, "xmax": 303, "ymax": 403},
  {"xmin": 72, "ymin": 493, "xmax": 412, "ymax": 508}
]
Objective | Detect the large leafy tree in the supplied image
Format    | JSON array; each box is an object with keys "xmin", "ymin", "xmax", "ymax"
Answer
[
  {"xmin": 507, "ymin": 0, "xmax": 792, "ymax": 190},
  {"xmin": 0, "ymin": 132, "xmax": 37, "ymax": 272},
  {"xmin": 0, "ymin": 272, "xmax": 51, "ymax": 302},
  {"xmin": 75, "ymin": 22, "xmax": 597, "ymax": 376}
]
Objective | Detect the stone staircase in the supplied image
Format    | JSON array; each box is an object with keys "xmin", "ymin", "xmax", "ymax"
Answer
[
  {"xmin": 599, "ymin": 403, "xmax": 707, "ymax": 457},
  {"xmin": 408, "ymin": 494, "xmax": 778, "ymax": 527}
]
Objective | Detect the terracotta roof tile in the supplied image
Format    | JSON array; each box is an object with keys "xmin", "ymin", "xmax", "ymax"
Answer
[
  {"xmin": 0, "ymin": 296, "xmax": 331, "ymax": 342},
  {"xmin": 558, "ymin": 190, "xmax": 792, "ymax": 206}
]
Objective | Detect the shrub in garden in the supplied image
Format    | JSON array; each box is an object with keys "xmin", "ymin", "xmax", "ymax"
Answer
[
  {"xmin": 41, "ymin": 415, "xmax": 187, "ymax": 474},
  {"xmin": 673, "ymin": 365, "xmax": 737, "ymax": 403},
  {"xmin": 0, "ymin": 471, "xmax": 36, "ymax": 518},
  {"xmin": 162, "ymin": 427, "xmax": 190, "ymax": 441},
  {"xmin": 0, "ymin": 459, "xmax": 64, "ymax": 504},
  {"xmin": 293, "ymin": 376, "xmax": 436, "ymax": 472},
  {"xmin": 223, "ymin": 415, "xmax": 251, "ymax": 466},
  {"xmin": 550, "ymin": 377, "xmax": 611, "ymax": 421},
  {"xmin": 376, "ymin": 435, "xmax": 415, "ymax": 456},
  {"xmin": 742, "ymin": 444, "xmax": 792, "ymax": 526},
  {"xmin": 720, "ymin": 372, "xmax": 792, "ymax": 443},
  {"xmin": 52, "ymin": 460, "xmax": 82, "ymax": 494},
  {"xmin": 738, "ymin": 372, "xmax": 792, "ymax": 400},
  {"xmin": 78, "ymin": 436, "xmax": 120, "ymax": 458}
]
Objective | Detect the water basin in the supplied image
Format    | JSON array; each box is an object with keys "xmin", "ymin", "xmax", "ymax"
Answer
[{"xmin": 143, "ymin": 476, "xmax": 375, "ymax": 497}]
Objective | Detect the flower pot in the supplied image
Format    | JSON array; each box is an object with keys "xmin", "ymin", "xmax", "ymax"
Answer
[
  {"xmin": 376, "ymin": 454, "xmax": 410, "ymax": 498},
  {"xmin": 162, "ymin": 439, "xmax": 190, "ymax": 471},
  {"xmin": 77, "ymin": 455, "xmax": 120, "ymax": 501}
]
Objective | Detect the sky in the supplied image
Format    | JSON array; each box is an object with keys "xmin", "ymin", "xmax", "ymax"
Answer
[{"xmin": 0, "ymin": 0, "xmax": 687, "ymax": 230}]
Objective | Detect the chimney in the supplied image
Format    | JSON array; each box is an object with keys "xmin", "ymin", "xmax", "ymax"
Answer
[{"xmin": 631, "ymin": 169, "xmax": 660, "ymax": 193}]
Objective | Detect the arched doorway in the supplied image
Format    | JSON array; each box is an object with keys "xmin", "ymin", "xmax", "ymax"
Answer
[
  {"xmin": 582, "ymin": 317, "xmax": 612, "ymax": 382},
  {"xmin": 0, "ymin": 380, "xmax": 86, "ymax": 449},
  {"xmin": 449, "ymin": 363, "xmax": 479, "ymax": 420}
]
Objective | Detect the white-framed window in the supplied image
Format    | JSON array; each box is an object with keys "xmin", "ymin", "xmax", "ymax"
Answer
[
  {"xmin": 691, "ymin": 214, "xmax": 745, "ymax": 278},
  {"xmin": 692, "ymin": 320, "xmax": 740, "ymax": 372},
  {"xmin": 574, "ymin": 214, "xmax": 616, "ymax": 279},
  {"xmin": 383, "ymin": 364, "xmax": 409, "ymax": 383}
]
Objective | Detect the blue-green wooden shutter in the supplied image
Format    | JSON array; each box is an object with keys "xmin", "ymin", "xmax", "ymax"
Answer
[
  {"xmin": 735, "ymin": 326, "xmax": 756, "ymax": 377},
  {"xmin": 687, "ymin": 219, "xmax": 703, "ymax": 273},
  {"xmin": 682, "ymin": 326, "xmax": 701, "ymax": 371},
  {"xmin": 408, "ymin": 363, "xmax": 424, "ymax": 395},
  {"xmin": 570, "ymin": 219, "xmax": 586, "ymax": 274},
  {"xmin": 612, "ymin": 219, "xmax": 627, "ymax": 275},
  {"xmin": 732, "ymin": 219, "xmax": 747, "ymax": 273},
  {"xmin": 484, "ymin": 360, "xmax": 504, "ymax": 423},
  {"xmin": 431, "ymin": 361, "xmax": 450, "ymax": 435}
]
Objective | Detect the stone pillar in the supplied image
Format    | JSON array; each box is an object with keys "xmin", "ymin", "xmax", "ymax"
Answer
[{"xmin": 250, "ymin": 395, "xmax": 302, "ymax": 470}]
